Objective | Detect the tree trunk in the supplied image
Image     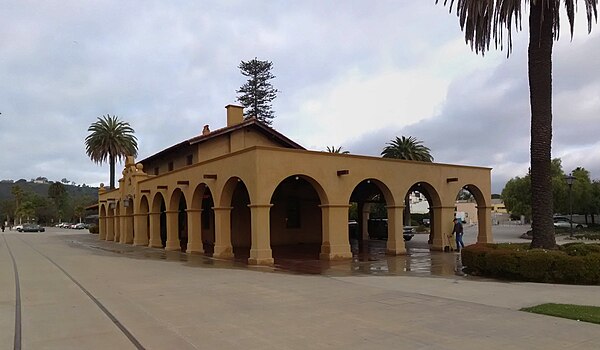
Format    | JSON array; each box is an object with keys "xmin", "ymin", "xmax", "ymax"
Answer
[
  {"xmin": 110, "ymin": 154, "xmax": 116, "ymax": 189},
  {"xmin": 529, "ymin": 1, "xmax": 556, "ymax": 249}
]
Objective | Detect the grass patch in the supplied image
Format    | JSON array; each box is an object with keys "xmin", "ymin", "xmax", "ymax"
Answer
[{"xmin": 521, "ymin": 303, "xmax": 600, "ymax": 324}]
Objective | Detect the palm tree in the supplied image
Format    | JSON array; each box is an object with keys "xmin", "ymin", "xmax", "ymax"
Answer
[
  {"xmin": 382, "ymin": 136, "xmax": 433, "ymax": 226},
  {"xmin": 85, "ymin": 115, "xmax": 138, "ymax": 189},
  {"xmin": 438, "ymin": 0, "xmax": 598, "ymax": 249},
  {"xmin": 326, "ymin": 146, "xmax": 350, "ymax": 154},
  {"xmin": 381, "ymin": 136, "xmax": 433, "ymax": 162}
]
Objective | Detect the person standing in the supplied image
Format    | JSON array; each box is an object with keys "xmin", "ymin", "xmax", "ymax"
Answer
[{"xmin": 453, "ymin": 218, "xmax": 464, "ymax": 252}]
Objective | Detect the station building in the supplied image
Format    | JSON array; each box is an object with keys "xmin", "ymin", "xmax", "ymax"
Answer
[{"xmin": 97, "ymin": 105, "xmax": 493, "ymax": 265}]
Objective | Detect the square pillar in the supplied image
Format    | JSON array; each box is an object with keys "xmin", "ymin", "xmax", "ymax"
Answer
[
  {"xmin": 105, "ymin": 215, "xmax": 114, "ymax": 241},
  {"xmin": 213, "ymin": 207, "xmax": 234, "ymax": 259},
  {"xmin": 386, "ymin": 205, "xmax": 406, "ymax": 255},
  {"xmin": 186, "ymin": 209, "xmax": 204, "ymax": 253},
  {"xmin": 431, "ymin": 206, "xmax": 456, "ymax": 251},
  {"xmin": 248, "ymin": 204, "xmax": 274, "ymax": 265},
  {"xmin": 319, "ymin": 204, "xmax": 352, "ymax": 260},
  {"xmin": 133, "ymin": 213, "xmax": 149, "ymax": 246},
  {"xmin": 148, "ymin": 212, "xmax": 163, "ymax": 248},
  {"xmin": 477, "ymin": 206, "xmax": 494, "ymax": 243},
  {"xmin": 113, "ymin": 214, "xmax": 121, "ymax": 242},
  {"xmin": 164, "ymin": 210, "xmax": 181, "ymax": 251},
  {"xmin": 98, "ymin": 215, "xmax": 106, "ymax": 240},
  {"xmin": 360, "ymin": 202, "xmax": 371, "ymax": 240}
]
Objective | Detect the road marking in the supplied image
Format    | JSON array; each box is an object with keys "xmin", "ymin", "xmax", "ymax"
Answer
[
  {"xmin": 2, "ymin": 235, "xmax": 21, "ymax": 350},
  {"xmin": 17, "ymin": 236, "xmax": 146, "ymax": 350}
]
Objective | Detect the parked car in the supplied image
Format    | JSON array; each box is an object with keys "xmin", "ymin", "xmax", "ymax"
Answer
[
  {"xmin": 368, "ymin": 219, "xmax": 414, "ymax": 241},
  {"xmin": 14, "ymin": 224, "xmax": 23, "ymax": 231},
  {"xmin": 73, "ymin": 223, "xmax": 86, "ymax": 229},
  {"xmin": 18, "ymin": 224, "xmax": 45, "ymax": 232},
  {"xmin": 553, "ymin": 217, "xmax": 586, "ymax": 229}
]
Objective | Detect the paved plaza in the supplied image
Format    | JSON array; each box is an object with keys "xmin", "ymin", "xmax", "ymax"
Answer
[{"xmin": 1, "ymin": 226, "xmax": 599, "ymax": 349}]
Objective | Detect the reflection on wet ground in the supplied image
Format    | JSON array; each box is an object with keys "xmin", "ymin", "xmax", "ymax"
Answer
[{"xmin": 66, "ymin": 234, "xmax": 462, "ymax": 278}]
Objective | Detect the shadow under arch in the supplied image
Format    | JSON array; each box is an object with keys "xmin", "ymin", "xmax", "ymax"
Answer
[
  {"xmin": 151, "ymin": 192, "xmax": 167, "ymax": 248},
  {"xmin": 139, "ymin": 195, "xmax": 150, "ymax": 242},
  {"xmin": 455, "ymin": 183, "xmax": 491, "ymax": 244},
  {"xmin": 220, "ymin": 177, "xmax": 252, "ymax": 260},
  {"xmin": 191, "ymin": 183, "xmax": 215, "ymax": 254},
  {"xmin": 404, "ymin": 182, "xmax": 442, "ymax": 245},
  {"xmin": 99, "ymin": 204, "xmax": 107, "ymax": 239},
  {"xmin": 169, "ymin": 188, "xmax": 188, "ymax": 252},
  {"xmin": 269, "ymin": 174, "xmax": 325, "ymax": 261}
]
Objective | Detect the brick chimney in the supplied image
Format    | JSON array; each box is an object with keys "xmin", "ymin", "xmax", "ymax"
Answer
[{"xmin": 225, "ymin": 104, "xmax": 244, "ymax": 127}]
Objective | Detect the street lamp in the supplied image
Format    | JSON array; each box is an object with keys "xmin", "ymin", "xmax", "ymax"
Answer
[{"xmin": 565, "ymin": 173, "xmax": 576, "ymax": 237}]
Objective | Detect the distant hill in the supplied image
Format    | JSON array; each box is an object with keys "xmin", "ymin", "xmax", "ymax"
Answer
[{"xmin": 0, "ymin": 181, "xmax": 98, "ymax": 202}]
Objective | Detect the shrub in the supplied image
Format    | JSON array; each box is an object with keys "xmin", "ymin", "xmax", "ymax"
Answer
[
  {"xmin": 461, "ymin": 243, "xmax": 600, "ymax": 285},
  {"xmin": 88, "ymin": 224, "xmax": 99, "ymax": 234}
]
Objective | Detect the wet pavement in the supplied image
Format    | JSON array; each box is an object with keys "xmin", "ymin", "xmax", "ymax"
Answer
[{"xmin": 64, "ymin": 231, "xmax": 462, "ymax": 277}]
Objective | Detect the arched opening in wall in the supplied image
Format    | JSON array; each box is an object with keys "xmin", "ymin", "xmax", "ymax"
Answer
[
  {"xmin": 99, "ymin": 205, "xmax": 106, "ymax": 237},
  {"xmin": 454, "ymin": 184, "xmax": 487, "ymax": 247},
  {"xmin": 139, "ymin": 195, "xmax": 150, "ymax": 241},
  {"xmin": 201, "ymin": 187, "xmax": 215, "ymax": 255},
  {"xmin": 403, "ymin": 182, "xmax": 441, "ymax": 247},
  {"xmin": 270, "ymin": 175, "xmax": 324, "ymax": 261},
  {"xmin": 348, "ymin": 179, "xmax": 392, "ymax": 257},
  {"xmin": 227, "ymin": 179, "xmax": 251, "ymax": 261},
  {"xmin": 125, "ymin": 197, "xmax": 134, "ymax": 242},
  {"xmin": 114, "ymin": 202, "xmax": 121, "ymax": 241},
  {"xmin": 152, "ymin": 193, "xmax": 167, "ymax": 248},
  {"xmin": 170, "ymin": 189, "xmax": 188, "ymax": 252}
]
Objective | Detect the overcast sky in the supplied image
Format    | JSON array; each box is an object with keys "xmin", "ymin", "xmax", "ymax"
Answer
[{"xmin": 1, "ymin": 1, "xmax": 599, "ymax": 194}]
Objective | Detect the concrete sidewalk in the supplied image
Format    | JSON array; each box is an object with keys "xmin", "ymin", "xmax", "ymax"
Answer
[{"xmin": 2, "ymin": 231, "xmax": 599, "ymax": 350}]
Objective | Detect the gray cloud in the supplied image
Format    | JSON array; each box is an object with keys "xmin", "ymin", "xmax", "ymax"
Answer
[{"xmin": 1, "ymin": 1, "xmax": 598, "ymax": 194}]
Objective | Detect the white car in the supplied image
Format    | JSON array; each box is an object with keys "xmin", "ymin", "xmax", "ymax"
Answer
[{"xmin": 14, "ymin": 224, "xmax": 23, "ymax": 231}]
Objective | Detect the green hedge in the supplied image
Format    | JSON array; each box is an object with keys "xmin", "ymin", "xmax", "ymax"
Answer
[
  {"xmin": 88, "ymin": 224, "xmax": 99, "ymax": 234},
  {"xmin": 461, "ymin": 243, "xmax": 600, "ymax": 285}
]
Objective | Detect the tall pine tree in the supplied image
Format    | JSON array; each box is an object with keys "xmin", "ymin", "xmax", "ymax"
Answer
[{"xmin": 236, "ymin": 58, "xmax": 278, "ymax": 125}]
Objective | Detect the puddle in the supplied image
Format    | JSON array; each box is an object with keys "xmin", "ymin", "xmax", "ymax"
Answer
[{"xmin": 66, "ymin": 234, "xmax": 464, "ymax": 277}]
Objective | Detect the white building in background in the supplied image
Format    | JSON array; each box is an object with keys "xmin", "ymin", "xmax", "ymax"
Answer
[{"xmin": 409, "ymin": 192, "xmax": 430, "ymax": 214}]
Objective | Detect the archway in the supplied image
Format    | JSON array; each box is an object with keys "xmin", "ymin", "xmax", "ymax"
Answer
[
  {"xmin": 189, "ymin": 185, "xmax": 215, "ymax": 255},
  {"xmin": 150, "ymin": 193, "xmax": 167, "ymax": 248},
  {"xmin": 169, "ymin": 189, "xmax": 188, "ymax": 252},
  {"xmin": 124, "ymin": 197, "xmax": 134, "ymax": 244},
  {"xmin": 348, "ymin": 179, "xmax": 394, "ymax": 258},
  {"xmin": 269, "ymin": 175, "xmax": 324, "ymax": 261},
  {"xmin": 114, "ymin": 202, "xmax": 121, "ymax": 242},
  {"xmin": 454, "ymin": 184, "xmax": 491, "ymax": 246},
  {"xmin": 138, "ymin": 195, "xmax": 150, "ymax": 244},
  {"xmin": 99, "ymin": 204, "xmax": 107, "ymax": 239},
  {"xmin": 223, "ymin": 178, "xmax": 252, "ymax": 261},
  {"xmin": 403, "ymin": 182, "xmax": 441, "ymax": 248}
]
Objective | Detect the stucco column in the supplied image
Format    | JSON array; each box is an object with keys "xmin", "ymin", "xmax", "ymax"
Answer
[
  {"xmin": 248, "ymin": 204, "xmax": 274, "ymax": 265},
  {"xmin": 120, "ymin": 213, "xmax": 133, "ymax": 244},
  {"xmin": 213, "ymin": 207, "xmax": 234, "ymax": 259},
  {"xmin": 477, "ymin": 206, "xmax": 494, "ymax": 243},
  {"xmin": 431, "ymin": 206, "xmax": 456, "ymax": 251},
  {"xmin": 148, "ymin": 212, "xmax": 163, "ymax": 248},
  {"xmin": 113, "ymin": 214, "xmax": 121, "ymax": 242},
  {"xmin": 133, "ymin": 213, "xmax": 149, "ymax": 246},
  {"xmin": 360, "ymin": 202, "xmax": 371, "ymax": 240},
  {"xmin": 186, "ymin": 209, "xmax": 204, "ymax": 254},
  {"xmin": 105, "ymin": 215, "xmax": 114, "ymax": 241},
  {"xmin": 98, "ymin": 214, "xmax": 106, "ymax": 240},
  {"xmin": 386, "ymin": 205, "xmax": 406, "ymax": 255},
  {"xmin": 164, "ymin": 210, "xmax": 181, "ymax": 251},
  {"xmin": 319, "ymin": 204, "xmax": 352, "ymax": 260}
]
